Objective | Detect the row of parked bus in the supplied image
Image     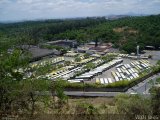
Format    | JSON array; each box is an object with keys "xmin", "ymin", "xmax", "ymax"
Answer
[
  {"xmin": 44, "ymin": 56, "xmax": 98, "ymax": 80},
  {"xmin": 112, "ymin": 68, "xmax": 139, "ymax": 81},
  {"xmin": 111, "ymin": 60, "xmax": 151, "ymax": 82},
  {"xmin": 30, "ymin": 57, "xmax": 64, "ymax": 68},
  {"xmin": 130, "ymin": 60, "xmax": 150, "ymax": 71},
  {"xmin": 74, "ymin": 58, "xmax": 123, "ymax": 80},
  {"xmin": 96, "ymin": 78, "xmax": 113, "ymax": 84}
]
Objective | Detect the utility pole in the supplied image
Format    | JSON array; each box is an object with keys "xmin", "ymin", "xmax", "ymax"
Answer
[{"xmin": 137, "ymin": 45, "xmax": 140, "ymax": 59}]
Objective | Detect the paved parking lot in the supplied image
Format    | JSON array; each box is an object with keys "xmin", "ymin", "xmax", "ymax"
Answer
[
  {"xmin": 144, "ymin": 50, "xmax": 160, "ymax": 61},
  {"xmin": 126, "ymin": 73, "xmax": 160, "ymax": 94},
  {"xmin": 91, "ymin": 58, "xmax": 157, "ymax": 83}
]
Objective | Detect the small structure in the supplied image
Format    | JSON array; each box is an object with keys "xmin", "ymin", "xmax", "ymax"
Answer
[
  {"xmin": 20, "ymin": 45, "xmax": 61, "ymax": 62},
  {"xmin": 145, "ymin": 46, "xmax": 155, "ymax": 50},
  {"xmin": 77, "ymin": 42, "xmax": 112, "ymax": 54},
  {"xmin": 77, "ymin": 47, "xmax": 89, "ymax": 53},
  {"xmin": 47, "ymin": 40, "xmax": 77, "ymax": 48},
  {"xmin": 137, "ymin": 45, "xmax": 140, "ymax": 56}
]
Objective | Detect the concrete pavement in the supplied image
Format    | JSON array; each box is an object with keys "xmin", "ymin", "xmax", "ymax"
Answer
[
  {"xmin": 126, "ymin": 73, "xmax": 160, "ymax": 95},
  {"xmin": 64, "ymin": 91, "xmax": 122, "ymax": 97}
]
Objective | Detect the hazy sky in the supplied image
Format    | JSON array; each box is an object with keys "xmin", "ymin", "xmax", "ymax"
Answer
[{"xmin": 0, "ymin": 0, "xmax": 160, "ymax": 21}]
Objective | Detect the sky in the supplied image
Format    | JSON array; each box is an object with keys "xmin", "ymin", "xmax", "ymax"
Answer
[{"xmin": 0, "ymin": 0, "xmax": 160, "ymax": 22}]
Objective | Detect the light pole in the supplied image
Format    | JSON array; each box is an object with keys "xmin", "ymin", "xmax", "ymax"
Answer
[{"xmin": 137, "ymin": 45, "xmax": 140, "ymax": 59}]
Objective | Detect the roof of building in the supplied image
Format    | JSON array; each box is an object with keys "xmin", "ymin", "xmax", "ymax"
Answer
[
  {"xmin": 89, "ymin": 46, "xmax": 108, "ymax": 52},
  {"xmin": 47, "ymin": 40, "xmax": 77, "ymax": 44}
]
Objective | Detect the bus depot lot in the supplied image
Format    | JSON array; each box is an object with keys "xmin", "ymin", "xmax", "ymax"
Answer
[
  {"xmin": 30, "ymin": 51, "xmax": 158, "ymax": 85},
  {"xmin": 90, "ymin": 58, "xmax": 156, "ymax": 84}
]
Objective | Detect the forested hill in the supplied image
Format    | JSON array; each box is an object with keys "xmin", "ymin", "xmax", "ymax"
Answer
[
  {"xmin": 0, "ymin": 15, "xmax": 160, "ymax": 53},
  {"xmin": 0, "ymin": 17, "xmax": 106, "ymax": 51}
]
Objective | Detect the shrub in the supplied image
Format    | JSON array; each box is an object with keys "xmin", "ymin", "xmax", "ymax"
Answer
[
  {"xmin": 115, "ymin": 94, "xmax": 152, "ymax": 117},
  {"xmin": 64, "ymin": 80, "xmax": 131, "ymax": 89}
]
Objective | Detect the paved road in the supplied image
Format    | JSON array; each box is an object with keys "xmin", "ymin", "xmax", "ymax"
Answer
[
  {"xmin": 126, "ymin": 73, "xmax": 160, "ymax": 94},
  {"xmin": 37, "ymin": 91, "xmax": 123, "ymax": 97},
  {"xmin": 64, "ymin": 91, "xmax": 122, "ymax": 97}
]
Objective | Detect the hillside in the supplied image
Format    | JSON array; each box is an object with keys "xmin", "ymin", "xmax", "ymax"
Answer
[{"xmin": 0, "ymin": 15, "xmax": 160, "ymax": 53}]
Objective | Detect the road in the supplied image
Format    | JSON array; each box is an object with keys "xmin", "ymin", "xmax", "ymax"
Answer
[
  {"xmin": 64, "ymin": 91, "xmax": 122, "ymax": 97},
  {"xmin": 126, "ymin": 73, "xmax": 160, "ymax": 95}
]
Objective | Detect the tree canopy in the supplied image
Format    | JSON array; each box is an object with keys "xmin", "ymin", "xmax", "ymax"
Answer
[{"xmin": 0, "ymin": 15, "xmax": 160, "ymax": 53}]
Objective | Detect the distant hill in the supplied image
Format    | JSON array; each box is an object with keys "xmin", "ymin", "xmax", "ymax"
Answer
[{"xmin": 105, "ymin": 15, "xmax": 130, "ymax": 20}]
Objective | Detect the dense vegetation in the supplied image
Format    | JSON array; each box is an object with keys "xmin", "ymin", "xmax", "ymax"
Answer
[
  {"xmin": 0, "ymin": 49, "xmax": 160, "ymax": 119},
  {"xmin": 1, "ymin": 15, "xmax": 160, "ymax": 119},
  {"xmin": 0, "ymin": 18, "xmax": 106, "ymax": 52},
  {"xmin": 53, "ymin": 15, "xmax": 160, "ymax": 53},
  {"xmin": 0, "ymin": 15, "xmax": 160, "ymax": 53}
]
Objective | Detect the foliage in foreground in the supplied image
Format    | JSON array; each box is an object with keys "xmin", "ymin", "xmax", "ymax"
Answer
[
  {"xmin": 1, "ymin": 49, "xmax": 160, "ymax": 120},
  {"xmin": 0, "ymin": 50, "xmax": 51, "ymax": 117}
]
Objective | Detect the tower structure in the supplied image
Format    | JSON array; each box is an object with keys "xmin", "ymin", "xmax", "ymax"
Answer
[
  {"xmin": 137, "ymin": 45, "xmax": 139, "ymax": 56},
  {"xmin": 137, "ymin": 45, "xmax": 140, "ymax": 59}
]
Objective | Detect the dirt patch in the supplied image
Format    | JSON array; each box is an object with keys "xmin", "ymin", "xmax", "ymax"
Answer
[
  {"xmin": 113, "ymin": 27, "xmax": 138, "ymax": 34},
  {"xmin": 68, "ymin": 97, "xmax": 114, "ymax": 106},
  {"xmin": 113, "ymin": 27, "xmax": 125, "ymax": 33}
]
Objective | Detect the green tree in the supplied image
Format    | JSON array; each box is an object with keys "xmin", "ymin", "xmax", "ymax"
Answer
[
  {"xmin": 0, "ymin": 50, "xmax": 50, "ymax": 116},
  {"xmin": 84, "ymin": 62, "xmax": 95, "ymax": 70},
  {"xmin": 121, "ymin": 41, "xmax": 136, "ymax": 54},
  {"xmin": 150, "ymin": 86, "xmax": 160, "ymax": 115},
  {"xmin": 75, "ymin": 57, "xmax": 81, "ymax": 62},
  {"xmin": 84, "ymin": 53, "xmax": 90, "ymax": 59},
  {"xmin": 0, "ymin": 50, "xmax": 29, "ymax": 114},
  {"xmin": 102, "ymin": 54, "xmax": 116, "ymax": 62},
  {"xmin": 74, "ymin": 102, "xmax": 99, "ymax": 120},
  {"xmin": 51, "ymin": 79, "xmax": 68, "ymax": 108},
  {"xmin": 21, "ymin": 78, "xmax": 50, "ymax": 116},
  {"xmin": 64, "ymin": 61, "xmax": 71, "ymax": 66},
  {"xmin": 115, "ymin": 94, "xmax": 152, "ymax": 118}
]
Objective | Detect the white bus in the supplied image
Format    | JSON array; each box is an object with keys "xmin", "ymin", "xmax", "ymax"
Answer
[
  {"xmin": 116, "ymin": 72, "xmax": 121, "ymax": 78},
  {"xmin": 115, "ymin": 76, "xmax": 120, "ymax": 81},
  {"xmin": 120, "ymin": 73, "xmax": 126, "ymax": 79},
  {"xmin": 132, "ymin": 73, "xmax": 137, "ymax": 79},
  {"xmin": 122, "ymin": 66, "xmax": 126, "ymax": 70},
  {"xmin": 108, "ymin": 78, "xmax": 113, "ymax": 83},
  {"xmin": 131, "ymin": 68, "xmax": 136, "ymax": 73},
  {"xmin": 128, "ymin": 69, "xmax": 133, "ymax": 74},
  {"xmin": 117, "ymin": 68, "xmax": 122, "ymax": 73},
  {"xmin": 135, "ymin": 73, "xmax": 139, "ymax": 77},
  {"xmin": 125, "ymin": 70, "xmax": 130, "ymax": 75},
  {"xmin": 130, "ymin": 76, "xmax": 134, "ymax": 79},
  {"xmin": 104, "ymin": 78, "xmax": 108, "ymax": 84},
  {"xmin": 100, "ymin": 78, "xmax": 104, "ymax": 84}
]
